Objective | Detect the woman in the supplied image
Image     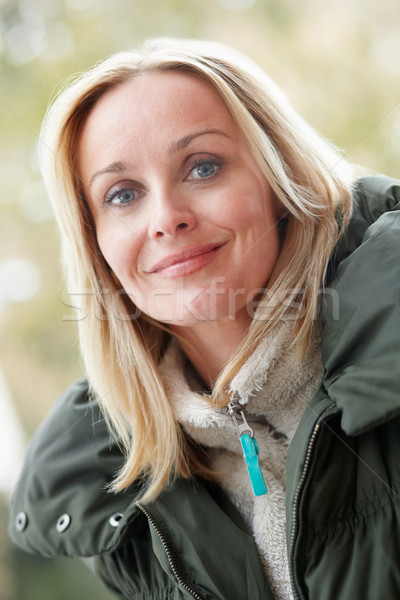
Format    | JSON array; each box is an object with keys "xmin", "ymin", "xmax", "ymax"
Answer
[{"xmin": 9, "ymin": 38, "xmax": 400, "ymax": 599}]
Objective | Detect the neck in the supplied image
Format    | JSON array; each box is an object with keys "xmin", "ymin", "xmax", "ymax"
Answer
[{"xmin": 170, "ymin": 312, "xmax": 250, "ymax": 387}]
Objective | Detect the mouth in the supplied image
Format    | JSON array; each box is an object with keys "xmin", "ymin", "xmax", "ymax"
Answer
[{"xmin": 148, "ymin": 242, "xmax": 226, "ymax": 278}]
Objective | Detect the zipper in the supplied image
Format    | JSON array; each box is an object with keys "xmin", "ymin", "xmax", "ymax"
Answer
[
  {"xmin": 289, "ymin": 410, "xmax": 336, "ymax": 599},
  {"xmin": 136, "ymin": 502, "xmax": 206, "ymax": 600},
  {"xmin": 227, "ymin": 392, "xmax": 268, "ymax": 496}
]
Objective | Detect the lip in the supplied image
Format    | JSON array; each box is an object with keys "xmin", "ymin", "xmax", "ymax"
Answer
[{"xmin": 147, "ymin": 242, "xmax": 226, "ymax": 278}]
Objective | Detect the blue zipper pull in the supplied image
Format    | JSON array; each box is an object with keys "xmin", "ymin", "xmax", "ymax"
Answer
[{"xmin": 228, "ymin": 396, "xmax": 268, "ymax": 497}]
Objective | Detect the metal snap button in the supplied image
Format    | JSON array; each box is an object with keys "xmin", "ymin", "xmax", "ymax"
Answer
[
  {"xmin": 56, "ymin": 513, "xmax": 71, "ymax": 533},
  {"xmin": 15, "ymin": 512, "xmax": 28, "ymax": 532},
  {"xmin": 109, "ymin": 512, "xmax": 124, "ymax": 527}
]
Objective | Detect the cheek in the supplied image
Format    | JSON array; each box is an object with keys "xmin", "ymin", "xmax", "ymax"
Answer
[
  {"xmin": 224, "ymin": 180, "xmax": 277, "ymax": 237},
  {"xmin": 233, "ymin": 182, "xmax": 280, "ymax": 278},
  {"xmin": 96, "ymin": 224, "xmax": 141, "ymax": 279}
]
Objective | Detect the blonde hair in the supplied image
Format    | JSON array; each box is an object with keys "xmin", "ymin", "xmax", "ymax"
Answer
[{"xmin": 39, "ymin": 38, "xmax": 353, "ymax": 501}]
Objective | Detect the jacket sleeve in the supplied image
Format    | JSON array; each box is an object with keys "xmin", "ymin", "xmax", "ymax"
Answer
[{"xmin": 8, "ymin": 378, "xmax": 144, "ymax": 559}]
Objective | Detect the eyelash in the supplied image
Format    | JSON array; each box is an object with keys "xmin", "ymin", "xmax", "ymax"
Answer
[
  {"xmin": 103, "ymin": 157, "xmax": 224, "ymax": 207},
  {"xmin": 104, "ymin": 184, "xmax": 138, "ymax": 206},
  {"xmin": 186, "ymin": 157, "xmax": 223, "ymax": 181}
]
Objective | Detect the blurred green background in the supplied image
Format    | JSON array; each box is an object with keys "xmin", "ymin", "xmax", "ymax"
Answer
[{"xmin": 0, "ymin": 0, "xmax": 399, "ymax": 597}]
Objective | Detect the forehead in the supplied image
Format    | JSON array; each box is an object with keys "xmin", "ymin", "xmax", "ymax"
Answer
[{"xmin": 80, "ymin": 70, "xmax": 237, "ymax": 144}]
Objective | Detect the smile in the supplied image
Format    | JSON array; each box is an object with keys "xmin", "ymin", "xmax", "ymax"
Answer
[{"xmin": 148, "ymin": 243, "xmax": 226, "ymax": 278}]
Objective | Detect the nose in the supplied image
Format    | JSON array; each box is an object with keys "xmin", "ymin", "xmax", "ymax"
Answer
[{"xmin": 148, "ymin": 189, "xmax": 196, "ymax": 239}]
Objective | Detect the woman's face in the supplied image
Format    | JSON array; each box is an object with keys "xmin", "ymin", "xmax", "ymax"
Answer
[{"xmin": 78, "ymin": 71, "xmax": 280, "ymax": 328}]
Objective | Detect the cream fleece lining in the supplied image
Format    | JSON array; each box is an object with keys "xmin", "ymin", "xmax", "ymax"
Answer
[{"xmin": 159, "ymin": 319, "xmax": 323, "ymax": 600}]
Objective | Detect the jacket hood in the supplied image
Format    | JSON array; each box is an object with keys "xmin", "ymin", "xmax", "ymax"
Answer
[{"xmin": 322, "ymin": 175, "xmax": 400, "ymax": 435}]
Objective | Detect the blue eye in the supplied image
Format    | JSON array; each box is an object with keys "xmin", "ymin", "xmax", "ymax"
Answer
[
  {"xmin": 189, "ymin": 160, "xmax": 219, "ymax": 180},
  {"xmin": 106, "ymin": 187, "xmax": 136, "ymax": 206}
]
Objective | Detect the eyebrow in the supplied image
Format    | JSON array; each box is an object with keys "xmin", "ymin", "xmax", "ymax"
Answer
[
  {"xmin": 89, "ymin": 161, "xmax": 131, "ymax": 187},
  {"xmin": 167, "ymin": 128, "xmax": 230, "ymax": 154},
  {"xmin": 88, "ymin": 129, "xmax": 230, "ymax": 187}
]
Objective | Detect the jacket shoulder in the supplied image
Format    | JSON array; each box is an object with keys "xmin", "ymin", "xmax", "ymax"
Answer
[{"xmin": 9, "ymin": 378, "xmax": 143, "ymax": 558}]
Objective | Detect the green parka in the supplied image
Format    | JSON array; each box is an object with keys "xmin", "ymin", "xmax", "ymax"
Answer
[{"xmin": 9, "ymin": 176, "xmax": 400, "ymax": 599}]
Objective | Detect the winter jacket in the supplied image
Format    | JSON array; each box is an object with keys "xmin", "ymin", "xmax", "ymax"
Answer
[{"xmin": 9, "ymin": 175, "xmax": 400, "ymax": 599}]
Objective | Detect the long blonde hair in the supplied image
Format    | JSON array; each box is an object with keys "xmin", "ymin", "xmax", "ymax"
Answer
[{"xmin": 39, "ymin": 38, "xmax": 353, "ymax": 501}]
